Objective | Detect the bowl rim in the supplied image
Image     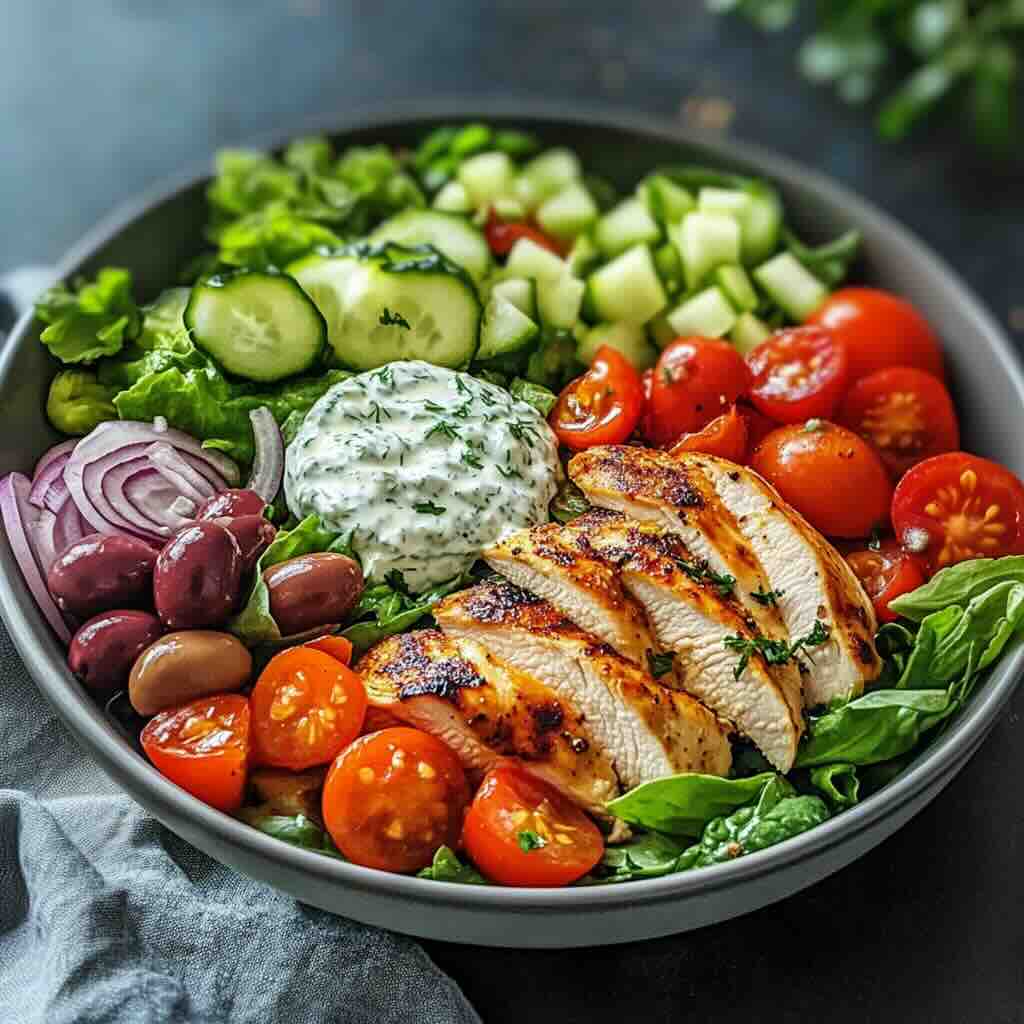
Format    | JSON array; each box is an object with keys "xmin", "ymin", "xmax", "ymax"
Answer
[{"xmin": 3, "ymin": 98, "xmax": 1022, "ymax": 912}]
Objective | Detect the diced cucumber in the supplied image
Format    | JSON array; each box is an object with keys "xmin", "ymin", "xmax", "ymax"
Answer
[
  {"xmin": 585, "ymin": 244, "xmax": 667, "ymax": 325},
  {"xmin": 433, "ymin": 181, "xmax": 471, "ymax": 213},
  {"xmin": 594, "ymin": 197, "xmax": 661, "ymax": 257},
  {"xmin": 368, "ymin": 209, "xmax": 491, "ymax": 283},
  {"xmin": 476, "ymin": 294, "xmax": 539, "ymax": 361},
  {"xmin": 713, "ymin": 264, "xmax": 759, "ymax": 313},
  {"xmin": 672, "ymin": 211, "xmax": 741, "ymax": 290},
  {"xmin": 457, "ymin": 151, "xmax": 516, "ymax": 207},
  {"xmin": 754, "ymin": 252, "xmax": 829, "ymax": 321},
  {"xmin": 698, "ymin": 187, "xmax": 752, "ymax": 221},
  {"xmin": 577, "ymin": 321, "xmax": 658, "ymax": 371},
  {"xmin": 492, "ymin": 196, "xmax": 527, "ymax": 221},
  {"xmin": 639, "ymin": 174, "xmax": 695, "ymax": 224},
  {"xmin": 505, "ymin": 237, "xmax": 567, "ymax": 282},
  {"xmin": 536, "ymin": 182, "xmax": 599, "ymax": 241},
  {"xmin": 653, "ymin": 242, "xmax": 683, "ymax": 295},
  {"xmin": 490, "ymin": 277, "xmax": 536, "ymax": 319},
  {"xmin": 537, "ymin": 272, "xmax": 585, "ymax": 329},
  {"xmin": 517, "ymin": 148, "xmax": 581, "ymax": 205},
  {"xmin": 697, "ymin": 185, "xmax": 782, "ymax": 267},
  {"xmin": 292, "ymin": 243, "xmax": 480, "ymax": 371},
  {"xmin": 647, "ymin": 313, "xmax": 678, "ymax": 349},
  {"xmin": 730, "ymin": 311, "xmax": 773, "ymax": 355},
  {"xmin": 567, "ymin": 233, "xmax": 601, "ymax": 277},
  {"xmin": 666, "ymin": 286, "xmax": 737, "ymax": 339},
  {"xmin": 185, "ymin": 271, "xmax": 326, "ymax": 383}
]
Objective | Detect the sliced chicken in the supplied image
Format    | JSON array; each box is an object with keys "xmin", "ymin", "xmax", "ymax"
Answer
[
  {"xmin": 433, "ymin": 581, "xmax": 733, "ymax": 788},
  {"xmin": 677, "ymin": 452, "xmax": 881, "ymax": 706},
  {"xmin": 567, "ymin": 512, "xmax": 803, "ymax": 771},
  {"xmin": 357, "ymin": 628, "xmax": 619, "ymax": 811},
  {"xmin": 568, "ymin": 446, "xmax": 790, "ymax": 645}
]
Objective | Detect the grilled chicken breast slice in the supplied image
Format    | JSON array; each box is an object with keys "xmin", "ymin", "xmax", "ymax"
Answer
[
  {"xmin": 572, "ymin": 512, "xmax": 804, "ymax": 771},
  {"xmin": 568, "ymin": 446, "xmax": 790, "ymax": 644},
  {"xmin": 358, "ymin": 628, "xmax": 619, "ymax": 811},
  {"xmin": 677, "ymin": 453, "xmax": 881, "ymax": 706},
  {"xmin": 433, "ymin": 581, "xmax": 733, "ymax": 788}
]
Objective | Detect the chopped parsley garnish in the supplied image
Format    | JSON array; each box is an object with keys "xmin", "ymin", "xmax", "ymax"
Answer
[
  {"xmin": 496, "ymin": 463, "xmax": 522, "ymax": 480},
  {"xmin": 413, "ymin": 500, "xmax": 446, "ymax": 516},
  {"xmin": 369, "ymin": 365, "xmax": 392, "ymax": 386},
  {"xmin": 516, "ymin": 830, "xmax": 547, "ymax": 853},
  {"xmin": 423, "ymin": 400, "xmax": 446, "ymax": 413},
  {"xmin": 675, "ymin": 558, "xmax": 736, "ymax": 598},
  {"xmin": 364, "ymin": 400, "xmax": 390, "ymax": 424},
  {"xmin": 452, "ymin": 400, "xmax": 473, "ymax": 420},
  {"xmin": 426, "ymin": 419, "xmax": 459, "ymax": 441},
  {"xmin": 723, "ymin": 619, "xmax": 831, "ymax": 679},
  {"xmin": 751, "ymin": 586, "xmax": 782, "ymax": 607},
  {"xmin": 508, "ymin": 420, "xmax": 539, "ymax": 448},
  {"xmin": 646, "ymin": 650, "xmax": 676, "ymax": 679},
  {"xmin": 379, "ymin": 308, "xmax": 411, "ymax": 329},
  {"xmin": 461, "ymin": 447, "xmax": 484, "ymax": 470}
]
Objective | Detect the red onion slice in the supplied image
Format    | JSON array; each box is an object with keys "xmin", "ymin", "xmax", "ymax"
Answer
[
  {"xmin": 33, "ymin": 439, "xmax": 78, "ymax": 482},
  {"xmin": 29, "ymin": 452, "xmax": 72, "ymax": 512},
  {"xmin": 53, "ymin": 500, "xmax": 88, "ymax": 555},
  {"xmin": 146, "ymin": 443, "xmax": 216, "ymax": 504},
  {"xmin": 122, "ymin": 468, "xmax": 196, "ymax": 529},
  {"xmin": 247, "ymin": 407, "xmax": 284, "ymax": 503},
  {"xmin": 0, "ymin": 473, "xmax": 71, "ymax": 642},
  {"xmin": 99, "ymin": 457, "xmax": 185, "ymax": 539}
]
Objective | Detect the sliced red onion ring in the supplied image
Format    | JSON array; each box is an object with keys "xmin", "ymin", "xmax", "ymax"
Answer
[
  {"xmin": 122, "ymin": 469, "xmax": 196, "ymax": 530},
  {"xmin": 146, "ymin": 443, "xmax": 216, "ymax": 505},
  {"xmin": 98, "ymin": 457, "xmax": 186, "ymax": 539},
  {"xmin": 246, "ymin": 407, "xmax": 284, "ymax": 503},
  {"xmin": 29, "ymin": 452, "xmax": 72, "ymax": 512},
  {"xmin": 0, "ymin": 472, "xmax": 71, "ymax": 642},
  {"xmin": 52, "ymin": 500, "xmax": 88, "ymax": 555},
  {"xmin": 33, "ymin": 439, "xmax": 78, "ymax": 482}
]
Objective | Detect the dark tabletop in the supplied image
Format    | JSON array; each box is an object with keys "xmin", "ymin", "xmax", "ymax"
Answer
[{"xmin": 3, "ymin": 2, "xmax": 1023, "ymax": 1021}]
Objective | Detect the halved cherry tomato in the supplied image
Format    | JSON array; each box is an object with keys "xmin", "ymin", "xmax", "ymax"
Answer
[
  {"xmin": 322, "ymin": 727, "xmax": 470, "ymax": 873},
  {"xmin": 838, "ymin": 365, "xmax": 959, "ymax": 478},
  {"xmin": 251, "ymin": 647, "xmax": 367, "ymax": 771},
  {"xmin": 462, "ymin": 764, "xmax": 603, "ymax": 887},
  {"xmin": 305, "ymin": 634, "xmax": 353, "ymax": 666},
  {"xmin": 645, "ymin": 337, "xmax": 752, "ymax": 447},
  {"xmin": 846, "ymin": 539, "xmax": 926, "ymax": 624},
  {"xmin": 550, "ymin": 345, "xmax": 644, "ymax": 449},
  {"xmin": 669, "ymin": 404, "xmax": 748, "ymax": 462},
  {"xmin": 891, "ymin": 452, "xmax": 1024, "ymax": 572},
  {"xmin": 141, "ymin": 694, "xmax": 250, "ymax": 812},
  {"xmin": 807, "ymin": 287, "xmax": 944, "ymax": 383},
  {"xmin": 484, "ymin": 209, "xmax": 564, "ymax": 257},
  {"xmin": 750, "ymin": 421, "xmax": 893, "ymax": 538},
  {"xmin": 746, "ymin": 326, "xmax": 848, "ymax": 424}
]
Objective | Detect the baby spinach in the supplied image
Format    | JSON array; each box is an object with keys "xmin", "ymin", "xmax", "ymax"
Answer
[
  {"xmin": 417, "ymin": 846, "xmax": 488, "ymax": 884},
  {"xmin": 588, "ymin": 831, "xmax": 690, "ymax": 884},
  {"xmin": 890, "ymin": 556, "xmax": 1024, "ymax": 621},
  {"xmin": 808, "ymin": 763, "xmax": 861, "ymax": 809},
  {"xmin": 242, "ymin": 813, "xmax": 345, "ymax": 860}
]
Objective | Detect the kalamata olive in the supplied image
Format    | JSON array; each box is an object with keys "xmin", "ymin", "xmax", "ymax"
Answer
[
  {"xmin": 196, "ymin": 488, "xmax": 267, "ymax": 521},
  {"xmin": 153, "ymin": 521, "xmax": 242, "ymax": 629},
  {"xmin": 69, "ymin": 609, "xmax": 164, "ymax": 693},
  {"xmin": 129, "ymin": 630, "xmax": 253, "ymax": 715},
  {"xmin": 47, "ymin": 533, "xmax": 157, "ymax": 618},
  {"xmin": 263, "ymin": 552, "xmax": 363, "ymax": 637},
  {"xmin": 214, "ymin": 514, "xmax": 276, "ymax": 574}
]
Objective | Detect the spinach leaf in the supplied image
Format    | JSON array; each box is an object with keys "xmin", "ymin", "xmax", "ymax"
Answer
[
  {"xmin": 606, "ymin": 772, "xmax": 775, "ymax": 837},
  {"xmin": 889, "ymin": 555, "xmax": 1024, "ymax": 621},
  {"xmin": 808, "ymin": 763, "xmax": 860, "ymax": 809},
  {"xmin": 417, "ymin": 846, "xmax": 488, "ymax": 884},
  {"xmin": 242, "ymin": 813, "xmax": 345, "ymax": 860},
  {"xmin": 587, "ymin": 831, "xmax": 690, "ymax": 884},
  {"xmin": 509, "ymin": 377, "xmax": 558, "ymax": 417}
]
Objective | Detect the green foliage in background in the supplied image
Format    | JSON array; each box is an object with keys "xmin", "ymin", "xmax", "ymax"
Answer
[{"xmin": 709, "ymin": 0, "xmax": 1023, "ymax": 153}]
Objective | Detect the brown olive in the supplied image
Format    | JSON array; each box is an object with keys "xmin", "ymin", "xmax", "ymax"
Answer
[
  {"xmin": 153, "ymin": 521, "xmax": 243, "ymax": 629},
  {"xmin": 214, "ymin": 514, "xmax": 276, "ymax": 574},
  {"xmin": 196, "ymin": 489, "xmax": 267, "ymax": 520},
  {"xmin": 48, "ymin": 533, "xmax": 157, "ymax": 618},
  {"xmin": 263, "ymin": 552, "xmax": 363, "ymax": 637},
  {"xmin": 128, "ymin": 630, "xmax": 253, "ymax": 715},
  {"xmin": 68, "ymin": 610, "xmax": 164, "ymax": 693}
]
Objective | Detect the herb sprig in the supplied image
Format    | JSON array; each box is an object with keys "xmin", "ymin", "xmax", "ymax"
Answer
[
  {"xmin": 675, "ymin": 557, "xmax": 737, "ymax": 598},
  {"xmin": 724, "ymin": 619, "xmax": 831, "ymax": 679}
]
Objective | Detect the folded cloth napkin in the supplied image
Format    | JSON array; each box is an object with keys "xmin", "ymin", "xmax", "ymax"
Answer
[{"xmin": 0, "ymin": 622, "xmax": 481, "ymax": 1024}]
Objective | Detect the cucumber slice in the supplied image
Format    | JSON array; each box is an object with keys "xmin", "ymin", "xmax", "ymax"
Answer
[
  {"xmin": 536, "ymin": 182, "xmax": 599, "ymax": 241},
  {"xmin": 577, "ymin": 321, "xmax": 658, "ymax": 371},
  {"xmin": 294, "ymin": 243, "xmax": 480, "ymax": 371},
  {"xmin": 666, "ymin": 286, "xmax": 737, "ymax": 339},
  {"xmin": 672, "ymin": 211, "xmax": 741, "ymax": 290},
  {"xmin": 699, "ymin": 186, "xmax": 783, "ymax": 268},
  {"xmin": 432, "ymin": 181, "xmax": 471, "ymax": 213},
  {"xmin": 537, "ymin": 272, "xmax": 585, "ymax": 329},
  {"xmin": 714, "ymin": 264, "xmax": 759, "ymax": 313},
  {"xmin": 730, "ymin": 311, "xmax": 772, "ymax": 354},
  {"xmin": 517, "ymin": 148, "xmax": 581, "ymax": 205},
  {"xmin": 754, "ymin": 252, "xmax": 828, "ymax": 321},
  {"xmin": 368, "ymin": 209, "xmax": 491, "ymax": 283},
  {"xmin": 594, "ymin": 197, "xmax": 661, "ymax": 257},
  {"xmin": 639, "ymin": 174, "xmax": 695, "ymax": 224},
  {"xmin": 185, "ymin": 271, "xmax": 326, "ymax": 383},
  {"xmin": 567, "ymin": 233, "xmax": 601, "ymax": 277},
  {"xmin": 457, "ymin": 151, "xmax": 516, "ymax": 207},
  {"xmin": 477, "ymin": 294, "xmax": 539, "ymax": 361},
  {"xmin": 585, "ymin": 244, "xmax": 667, "ymax": 325},
  {"xmin": 647, "ymin": 313, "xmax": 678, "ymax": 349},
  {"xmin": 490, "ymin": 277, "xmax": 536, "ymax": 318}
]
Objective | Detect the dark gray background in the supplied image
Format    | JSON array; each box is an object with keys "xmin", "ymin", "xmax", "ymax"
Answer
[{"xmin": 3, "ymin": 2, "xmax": 1023, "ymax": 1021}]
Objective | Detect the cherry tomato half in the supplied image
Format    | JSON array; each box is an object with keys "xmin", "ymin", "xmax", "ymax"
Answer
[
  {"xmin": 305, "ymin": 634, "xmax": 354, "ymax": 666},
  {"xmin": 846, "ymin": 539, "xmax": 926, "ymax": 624},
  {"xmin": 669, "ymin": 404, "xmax": 748, "ymax": 463},
  {"xmin": 807, "ymin": 287, "xmax": 944, "ymax": 383},
  {"xmin": 322, "ymin": 727, "xmax": 470, "ymax": 873},
  {"xmin": 746, "ymin": 326, "xmax": 848, "ymax": 424},
  {"xmin": 484, "ymin": 209, "xmax": 564, "ymax": 257},
  {"xmin": 750, "ymin": 421, "xmax": 893, "ymax": 538},
  {"xmin": 551, "ymin": 345, "xmax": 644, "ymax": 449},
  {"xmin": 251, "ymin": 647, "xmax": 367, "ymax": 771},
  {"xmin": 891, "ymin": 452, "xmax": 1024, "ymax": 572},
  {"xmin": 838, "ymin": 365, "xmax": 960, "ymax": 478},
  {"xmin": 645, "ymin": 337, "xmax": 752, "ymax": 447},
  {"xmin": 141, "ymin": 694, "xmax": 250, "ymax": 812},
  {"xmin": 461, "ymin": 764, "xmax": 603, "ymax": 887}
]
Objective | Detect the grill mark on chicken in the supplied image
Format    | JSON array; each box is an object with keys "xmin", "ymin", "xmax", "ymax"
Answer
[{"xmin": 382, "ymin": 631, "xmax": 485, "ymax": 701}]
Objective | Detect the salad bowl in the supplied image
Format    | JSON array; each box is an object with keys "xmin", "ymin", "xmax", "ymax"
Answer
[{"xmin": 1, "ymin": 102, "xmax": 1022, "ymax": 947}]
